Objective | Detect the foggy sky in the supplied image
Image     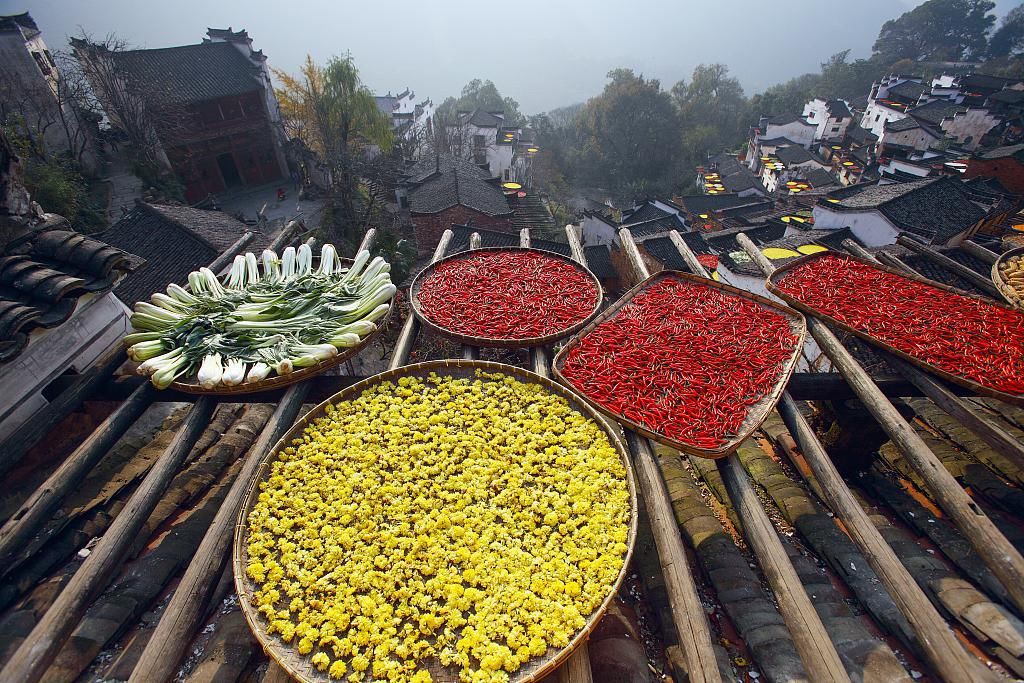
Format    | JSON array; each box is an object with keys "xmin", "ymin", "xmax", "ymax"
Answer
[{"xmin": 4, "ymin": 0, "xmax": 1019, "ymax": 114}]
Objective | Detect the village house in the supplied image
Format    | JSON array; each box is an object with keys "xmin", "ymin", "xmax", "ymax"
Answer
[
  {"xmin": 74, "ymin": 28, "xmax": 289, "ymax": 203},
  {"xmin": 802, "ymin": 98, "xmax": 853, "ymax": 142},
  {"xmin": 745, "ymin": 115, "xmax": 817, "ymax": 175},
  {"xmin": 811, "ymin": 176, "xmax": 988, "ymax": 246},
  {"xmin": 399, "ymin": 154, "xmax": 513, "ymax": 255},
  {"xmin": 0, "ymin": 135, "xmax": 138, "ymax": 441},
  {"xmin": 445, "ymin": 109, "xmax": 538, "ymax": 182},
  {"xmin": 375, "ymin": 88, "xmax": 435, "ymax": 149},
  {"xmin": 0, "ymin": 13, "xmax": 93, "ymax": 166},
  {"xmin": 757, "ymin": 144, "xmax": 833, "ymax": 194},
  {"xmin": 860, "ymin": 75, "xmax": 929, "ymax": 138},
  {"xmin": 700, "ymin": 153, "xmax": 767, "ymax": 197}
]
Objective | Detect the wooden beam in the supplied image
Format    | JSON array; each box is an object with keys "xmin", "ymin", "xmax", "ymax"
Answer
[
  {"xmin": 127, "ymin": 385, "xmax": 309, "ymax": 682},
  {"xmin": 268, "ymin": 220, "xmax": 303, "ymax": 253},
  {"xmin": 960, "ymin": 240, "xmax": 999, "ymax": 266},
  {"xmin": 0, "ymin": 381, "xmax": 156, "ymax": 577},
  {"xmin": 841, "ymin": 241, "xmax": 1024, "ymax": 473},
  {"xmin": 739, "ymin": 232, "xmax": 1024, "ymax": 617},
  {"xmin": 565, "ymin": 225, "xmax": 586, "ymax": 264},
  {"xmin": 520, "ymin": 228, "xmax": 531, "ymax": 248},
  {"xmin": 665, "ymin": 231, "xmax": 848, "ymax": 682},
  {"xmin": 0, "ymin": 396, "xmax": 216, "ymax": 683},
  {"xmin": 389, "ymin": 231, "xmax": 453, "ymax": 371},
  {"xmin": 895, "ymin": 235, "xmax": 1001, "ymax": 296},
  {"xmin": 208, "ymin": 231, "xmax": 255, "ymax": 274}
]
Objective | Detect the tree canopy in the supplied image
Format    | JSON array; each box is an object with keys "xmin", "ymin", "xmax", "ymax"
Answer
[
  {"xmin": 435, "ymin": 79, "xmax": 523, "ymax": 125},
  {"xmin": 574, "ymin": 69, "xmax": 681, "ymax": 197},
  {"xmin": 873, "ymin": 0, "xmax": 996, "ymax": 62},
  {"xmin": 990, "ymin": 4, "xmax": 1024, "ymax": 57}
]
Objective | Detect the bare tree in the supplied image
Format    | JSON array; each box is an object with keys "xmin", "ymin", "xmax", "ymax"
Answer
[{"xmin": 70, "ymin": 32, "xmax": 189, "ymax": 171}]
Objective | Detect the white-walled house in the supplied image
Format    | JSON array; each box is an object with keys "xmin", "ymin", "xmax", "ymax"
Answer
[
  {"xmin": 802, "ymin": 99, "xmax": 853, "ymax": 142},
  {"xmin": 860, "ymin": 76, "xmax": 930, "ymax": 138},
  {"xmin": 446, "ymin": 109, "xmax": 525, "ymax": 180},
  {"xmin": 580, "ymin": 210, "xmax": 618, "ymax": 246},
  {"xmin": 811, "ymin": 176, "xmax": 985, "ymax": 246},
  {"xmin": 376, "ymin": 88, "xmax": 435, "ymax": 144},
  {"xmin": 909, "ymin": 100, "xmax": 1001, "ymax": 151},
  {"xmin": 746, "ymin": 114, "xmax": 817, "ymax": 168},
  {"xmin": 880, "ymin": 117, "xmax": 943, "ymax": 153}
]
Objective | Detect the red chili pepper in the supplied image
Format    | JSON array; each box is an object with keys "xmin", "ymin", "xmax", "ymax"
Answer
[
  {"xmin": 774, "ymin": 253, "xmax": 1024, "ymax": 395},
  {"xmin": 560, "ymin": 276, "xmax": 800, "ymax": 450},
  {"xmin": 417, "ymin": 251, "xmax": 599, "ymax": 341}
]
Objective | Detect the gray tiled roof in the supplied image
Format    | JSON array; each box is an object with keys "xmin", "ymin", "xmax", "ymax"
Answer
[
  {"xmin": 884, "ymin": 117, "xmax": 921, "ymax": 132},
  {"xmin": 406, "ymin": 155, "xmax": 510, "ymax": 217},
  {"xmin": 112, "ymin": 42, "xmax": 262, "ymax": 106},
  {"xmin": 457, "ymin": 109, "xmax": 505, "ymax": 128},
  {"xmin": 979, "ymin": 143, "xmax": 1024, "ymax": 160},
  {"xmin": 582, "ymin": 245, "xmax": 617, "ymax": 279},
  {"xmin": 804, "ymin": 167, "xmax": 837, "ymax": 188},
  {"xmin": 446, "ymin": 224, "xmax": 571, "ymax": 257},
  {"xmin": 622, "ymin": 203, "xmax": 671, "ymax": 224},
  {"xmin": 825, "ymin": 100, "xmax": 852, "ymax": 119},
  {"xmin": 675, "ymin": 194, "xmax": 770, "ymax": 216},
  {"xmin": 1, "ymin": 221, "xmax": 138, "ymax": 362},
  {"xmin": 908, "ymin": 100, "xmax": 967, "ymax": 126},
  {"xmin": 821, "ymin": 177, "xmax": 984, "ymax": 244},
  {"xmin": 887, "ymin": 80, "xmax": 928, "ymax": 102},
  {"xmin": 847, "ymin": 126, "xmax": 879, "ymax": 145},
  {"xmin": 101, "ymin": 203, "xmax": 254, "ymax": 304},
  {"xmin": 775, "ymin": 145, "xmax": 822, "ymax": 166}
]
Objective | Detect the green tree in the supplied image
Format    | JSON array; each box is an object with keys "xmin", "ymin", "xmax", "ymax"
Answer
[
  {"xmin": 873, "ymin": 0, "xmax": 996, "ymax": 62},
  {"xmin": 671, "ymin": 64, "xmax": 747, "ymax": 174},
  {"xmin": 575, "ymin": 69, "xmax": 681, "ymax": 197},
  {"xmin": 435, "ymin": 79, "xmax": 523, "ymax": 125},
  {"xmin": 990, "ymin": 4, "xmax": 1024, "ymax": 57},
  {"xmin": 813, "ymin": 51, "xmax": 883, "ymax": 100},
  {"xmin": 747, "ymin": 73, "xmax": 820, "ymax": 121},
  {"xmin": 274, "ymin": 54, "xmax": 393, "ymax": 246}
]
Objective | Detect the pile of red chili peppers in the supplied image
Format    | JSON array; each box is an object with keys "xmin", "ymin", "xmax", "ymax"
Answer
[
  {"xmin": 416, "ymin": 250, "xmax": 599, "ymax": 341},
  {"xmin": 774, "ymin": 254, "xmax": 1024, "ymax": 395},
  {"xmin": 559, "ymin": 275, "xmax": 800, "ymax": 450}
]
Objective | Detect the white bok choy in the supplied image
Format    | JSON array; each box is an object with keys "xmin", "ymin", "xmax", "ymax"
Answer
[{"xmin": 126, "ymin": 243, "xmax": 395, "ymax": 389}]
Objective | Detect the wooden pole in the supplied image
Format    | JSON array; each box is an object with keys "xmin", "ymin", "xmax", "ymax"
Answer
[
  {"xmin": 460, "ymin": 233, "xmax": 482, "ymax": 361},
  {"xmin": 895, "ymin": 235, "xmax": 1001, "ymax": 297},
  {"xmin": 960, "ymin": 240, "xmax": 999, "ymax": 265},
  {"xmin": 208, "ymin": 231, "xmax": 255, "ymax": 274},
  {"xmin": 565, "ymin": 225, "xmax": 586, "ymax": 264},
  {"xmin": 0, "ymin": 396, "xmax": 216, "ymax": 683},
  {"xmin": 842, "ymin": 238, "xmax": 1024, "ymax": 469},
  {"xmin": 613, "ymin": 228, "xmax": 725, "ymax": 683},
  {"xmin": 738, "ymin": 232, "xmax": 1024, "ymax": 617},
  {"xmin": 389, "ymin": 231, "xmax": 453, "ymax": 371},
  {"xmin": 127, "ymin": 385, "xmax": 309, "ymax": 682},
  {"xmin": 660, "ymin": 231, "xmax": 848, "ymax": 682},
  {"xmin": 520, "ymin": 228, "xmax": 531, "ymax": 248},
  {"xmin": 534, "ymin": 225, "xmax": 595, "ymax": 683},
  {"xmin": 0, "ymin": 382, "xmax": 156, "ymax": 576}
]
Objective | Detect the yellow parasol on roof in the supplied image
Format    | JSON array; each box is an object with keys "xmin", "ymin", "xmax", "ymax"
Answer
[
  {"xmin": 798, "ymin": 244, "xmax": 828, "ymax": 255},
  {"xmin": 762, "ymin": 247, "xmax": 802, "ymax": 259}
]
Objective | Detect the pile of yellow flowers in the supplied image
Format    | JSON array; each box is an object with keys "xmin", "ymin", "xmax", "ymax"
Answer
[{"xmin": 245, "ymin": 370, "xmax": 631, "ymax": 683}]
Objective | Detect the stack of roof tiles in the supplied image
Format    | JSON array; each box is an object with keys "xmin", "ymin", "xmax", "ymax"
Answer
[{"xmin": 0, "ymin": 220, "xmax": 138, "ymax": 363}]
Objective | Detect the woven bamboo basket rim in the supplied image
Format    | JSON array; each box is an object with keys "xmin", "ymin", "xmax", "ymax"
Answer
[
  {"xmin": 766, "ymin": 250, "xmax": 1024, "ymax": 406},
  {"xmin": 127, "ymin": 257, "xmax": 395, "ymax": 396},
  {"xmin": 408, "ymin": 247, "xmax": 604, "ymax": 348},
  {"xmin": 551, "ymin": 270, "xmax": 807, "ymax": 460},
  {"xmin": 232, "ymin": 359, "xmax": 639, "ymax": 683},
  {"xmin": 992, "ymin": 246, "xmax": 1024, "ymax": 311}
]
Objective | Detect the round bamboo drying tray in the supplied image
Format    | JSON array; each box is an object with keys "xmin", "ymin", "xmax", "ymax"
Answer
[
  {"xmin": 128, "ymin": 258, "xmax": 395, "ymax": 396},
  {"xmin": 408, "ymin": 247, "xmax": 603, "ymax": 348},
  {"xmin": 552, "ymin": 271, "xmax": 807, "ymax": 460},
  {"xmin": 233, "ymin": 360, "xmax": 639, "ymax": 683},
  {"xmin": 992, "ymin": 246, "xmax": 1024, "ymax": 310}
]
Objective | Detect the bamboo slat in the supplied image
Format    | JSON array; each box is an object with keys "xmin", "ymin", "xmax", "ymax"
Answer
[
  {"xmin": 739, "ymin": 232, "xmax": 1024, "ymax": 618},
  {"xmin": 961, "ymin": 240, "xmax": 999, "ymax": 265},
  {"xmin": 0, "ymin": 396, "xmax": 216, "ymax": 683}
]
